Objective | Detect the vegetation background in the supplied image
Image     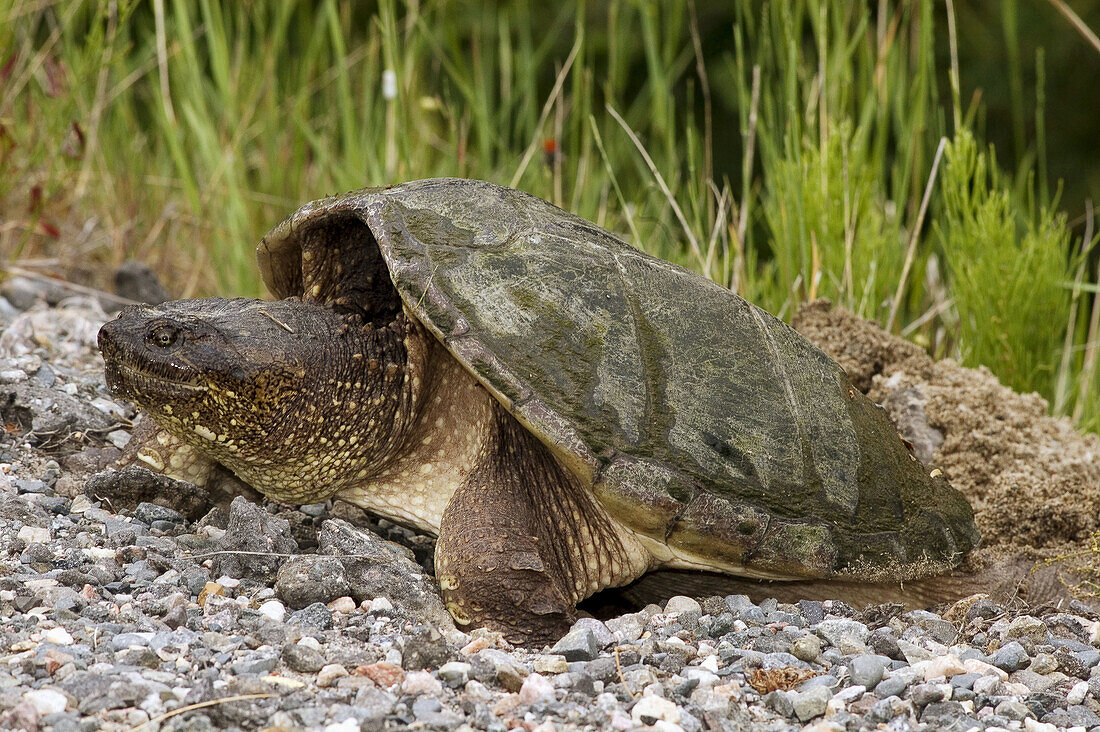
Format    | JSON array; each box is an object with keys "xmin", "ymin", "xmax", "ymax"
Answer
[{"xmin": 2, "ymin": 0, "xmax": 1100, "ymax": 430}]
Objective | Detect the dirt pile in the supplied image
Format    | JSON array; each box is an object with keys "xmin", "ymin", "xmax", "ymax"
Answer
[{"xmin": 795, "ymin": 300, "xmax": 1100, "ymax": 592}]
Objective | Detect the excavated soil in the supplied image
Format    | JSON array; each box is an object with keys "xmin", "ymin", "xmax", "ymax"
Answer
[{"xmin": 794, "ymin": 300, "xmax": 1100, "ymax": 596}]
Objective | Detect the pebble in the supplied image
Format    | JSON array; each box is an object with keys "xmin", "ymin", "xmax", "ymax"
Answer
[
  {"xmin": 282, "ymin": 643, "xmax": 326, "ymax": 673},
  {"xmin": 551, "ymin": 627, "xmax": 599, "ymax": 661},
  {"xmin": 792, "ymin": 686, "xmax": 831, "ymax": 722},
  {"xmin": 534, "ymin": 654, "xmax": 570, "ymax": 674},
  {"xmin": 519, "ymin": 672, "xmax": 555, "ymax": 704},
  {"xmin": 848, "ymin": 654, "xmax": 886, "ymax": 688},
  {"xmin": 438, "ymin": 661, "xmax": 471, "ymax": 686},
  {"xmin": 791, "ymin": 634, "xmax": 822, "ymax": 662},
  {"xmin": 42, "ymin": 627, "xmax": 74, "ymax": 646},
  {"xmin": 317, "ymin": 664, "xmax": 349, "ymax": 687},
  {"xmin": 389, "ymin": 669, "xmax": 434, "ymax": 697},
  {"xmin": 631, "ymin": 695, "xmax": 681, "ymax": 725},
  {"xmin": 23, "ymin": 689, "xmax": 68, "ymax": 715},
  {"xmin": 665, "ymin": 595, "xmax": 702, "ymax": 615},
  {"xmin": 258, "ymin": 599, "xmax": 287, "ymax": 622},
  {"xmin": 1068, "ymin": 679, "xmax": 1089, "ymax": 705},
  {"xmin": 991, "ymin": 641, "xmax": 1031, "ymax": 672}
]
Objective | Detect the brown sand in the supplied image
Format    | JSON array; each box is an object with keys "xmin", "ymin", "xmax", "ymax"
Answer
[{"xmin": 793, "ymin": 300, "xmax": 1100, "ymax": 590}]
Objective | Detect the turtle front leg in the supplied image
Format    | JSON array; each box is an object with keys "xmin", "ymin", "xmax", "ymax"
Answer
[{"xmin": 434, "ymin": 405, "xmax": 651, "ymax": 646}]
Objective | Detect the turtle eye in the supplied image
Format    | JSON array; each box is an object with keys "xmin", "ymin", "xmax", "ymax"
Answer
[{"xmin": 148, "ymin": 324, "xmax": 179, "ymax": 349}]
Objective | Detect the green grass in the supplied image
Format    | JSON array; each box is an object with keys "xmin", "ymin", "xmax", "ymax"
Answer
[{"xmin": 1, "ymin": 0, "xmax": 1098, "ymax": 431}]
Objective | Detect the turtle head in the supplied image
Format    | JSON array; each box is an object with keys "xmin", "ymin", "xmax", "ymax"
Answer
[{"xmin": 99, "ymin": 297, "xmax": 421, "ymax": 502}]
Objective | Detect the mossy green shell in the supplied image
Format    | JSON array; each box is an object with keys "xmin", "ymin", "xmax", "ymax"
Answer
[{"xmin": 258, "ymin": 178, "xmax": 979, "ymax": 581}]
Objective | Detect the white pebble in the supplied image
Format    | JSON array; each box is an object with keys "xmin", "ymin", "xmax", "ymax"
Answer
[
  {"xmin": 1090, "ymin": 621, "xmax": 1100, "ymax": 646},
  {"xmin": 327, "ymin": 596, "xmax": 356, "ymax": 614},
  {"xmin": 664, "ymin": 596, "xmax": 702, "ymax": 615},
  {"xmin": 533, "ymin": 655, "xmax": 569, "ymax": 674},
  {"xmin": 370, "ymin": 596, "xmax": 394, "ymax": 612},
  {"xmin": 519, "ymin": 672, "xmax": 555, "ymax": 705},
  {"xmin": 316, "ymin": 664, "xmax": 348, "ymax": 687},
  {"xmin": 324, "ymin": 720, "xmax": 360, "ymax": 732},
  {"xmin": 42, "ymin": 627, "xmax": 73, "ymax": 646},
  {"xmin": 69, "ymin": 495, "xmax": 92, "ymax": 514},
  {"xmin": 297, "ymin": 636, "xmax": 322, "ymax": 651},
  {"xmin": 24, "ymin": 688, "xmax": 68, "ymax": 715},
  {"xmin": 699, "ymin": 654, "xmax": 720, "ymax": 673},
  {"xmin": 1068, "ymin": 679, "xmax": 1089, "ymax": 705},
  {"xmin": 214, "ymin": 576, "xmax": 240, "ymax": 588},
  {"xmin": 631, "ymin": 694, "xmax": 682, "ymax": 726},
  {"xmin": 402, "ymin": 670, "xmax": 442, "ymax": 696},
  {"xmin": 610, "ymin": 710, "xmax": 633, "ymax": 730},
  {"xmin": 258, "ymin": 600, "xmax": 286, "ymax": 623},
  {"xmin": 920, "ymin": 654, "xmax": 968, "ymax": 680},
  {"xmin": 1024, "ymin": 719, "xmax": 1060, "ymax": 732},
  {"xmin": 17, "ymin": 526, "xmax": 50, "ymax": 544}
]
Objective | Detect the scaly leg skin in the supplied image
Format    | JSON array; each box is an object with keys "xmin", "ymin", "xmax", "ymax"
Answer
[
  {"xmin": 435, "ymin": 404, "xmax": 652, "ymax": 646},
  {"xmin": 120, "ymin": 418, "xmax": 218, "ymax": 485}
]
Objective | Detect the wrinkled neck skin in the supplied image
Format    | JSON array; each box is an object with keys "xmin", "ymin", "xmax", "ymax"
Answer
[
  {"xmin": 222, "ymin": 312, "xmax": 435, "ymax": 504},
  {"xmin": 99, "ymin": 297, "xmax": 441, "ymax": 506}
]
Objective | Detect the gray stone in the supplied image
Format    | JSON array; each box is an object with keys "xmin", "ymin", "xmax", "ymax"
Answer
[
  {"xmin": 904, "ymin": 610, "xmax": 958, "ymax": 645},
  {"xmin": 762, "ymin": 690, "xmax": 794, "ymax": 717},
  {"xmin": 287, "ymin": 603, "xmax": 333, "ymax": 630},
  {"xmin": 281, "ymin": 643, "xmax": 326, "ymax": 673},
  {"xmin": 438, "ymin": 661, "xmax": 471, "ymax": 687},
  {"xmin": 318, "ymin": 519, "xmax": 451, "ymax": 627},
  {"xmin": 229, "ymin": 654, "xmax": 278, "ymax": 675},
  {"xmin": 402, "ymin": 627, "xmax": 455, "ymax": 670},
  {"xmin": 798, "ymin": 600, "xmax": 824, "ymax": 626},
  {"xmin": 1043, "ymin": 704, "xmax": 1100, "ymax": 728},
  {"xmin": 791, "ymin": 686, "xmax": 831, "ymax": 722},
  {"xmin": 212, "ymin": 497, "xmax": 298, "ymax": 582},
  {"xmin": 571, "ymin": 617, "xmax": 615, "ymax": 648},
  {"xmin": 274, "ymin": 555, "xmax": 352, "ymax": 610},
  {"xmin": 994, "ymin": 698, "xmax": 1030, "ymax": 721},
  {"xmin": 1009, "ymin": 668, "xmax": 1056, "ymax": 693},
  {"xmin": 114, "ymin": 261, "xmax": 170, "ymax": 304},
  {"xmin": 790, "ymin": 634, "xmax": 821, "ymax": 663},
  {"xmin": 815, "ymin": 618, "xmax": 869, "ymax": 648},
  {"xmin": 919, "ymin": 701, "xmax": 968, "ymax": 727},
  {"xmin": 990, "ymin": 641, "xmax": 1030, "ymax": 672},
  {"xmin": 848, "ymin": 654, "xmax": 886, "ymax": 689},
  {"xmin": 352, "ymin": 686, "xmax": 396, "ymax": 724},
  {"xmin": 949, "ymin": 672, "xmax": 981, "ymax": 690},
  {"xmin": 874, "ymin": 676, "xmax": 908, "ymax": 699},
  {"xmin": 909, "ymin": 682, "xmax": 948, "ymax": 708},
  {"xmin": 552, "ymin": 627, "xmax": 599, "ymax": 662},
  {"xmin": 605, "ymin": 612, "xmax": 646, "ymax": 644},
  {"xmin": 134, "ymin": 502, "xmax": 184, "ymax": 525},
  {"xmin": 86, "ymin": 466, "xmax": 211, "ymax": 522}
]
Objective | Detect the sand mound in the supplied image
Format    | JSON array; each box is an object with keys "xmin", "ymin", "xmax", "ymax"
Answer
[{"xmin": 794, "ymin": 300, "xmax": 1100, "ymax": 583}]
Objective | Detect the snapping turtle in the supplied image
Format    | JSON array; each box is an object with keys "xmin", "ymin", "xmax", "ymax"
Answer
[{"xmin": 98, "ymin": 178, "xmax": 978, "ymax": 644}]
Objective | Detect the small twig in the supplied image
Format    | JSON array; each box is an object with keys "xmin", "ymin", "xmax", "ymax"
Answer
[
  {"xmin": 887, "ymin": 136, "xmax": 948, "ymax": 333},
  {"xmin": 614, "ymin": 644, "xmax": 636, "ymax": 700},
  {"xmin": 128, "ymin": 693, "xmax": 275, "ymax": 732},
  {"xmin": 258, "ymin": 308, "xmax": 295, "ymax": 334},
  {"xmin": 4, "ymin": 265, "xmax": 141, "ymax": 308}
]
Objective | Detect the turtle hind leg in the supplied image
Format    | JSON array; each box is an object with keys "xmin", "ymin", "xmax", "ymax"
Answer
[{"xmin": 435, "ymin": 404, "xmax": 651, "ymax": 646}]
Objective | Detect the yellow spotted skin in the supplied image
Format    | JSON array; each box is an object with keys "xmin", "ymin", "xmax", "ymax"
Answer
[{"xmin": 98, "ymin": 294, "xmax": 652, "ymax": 645}]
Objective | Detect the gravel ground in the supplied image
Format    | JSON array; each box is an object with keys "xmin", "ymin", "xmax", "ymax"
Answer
[{"xmin": 3, "ymin": 284, "xmax": 1100, "ymax": 732}]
